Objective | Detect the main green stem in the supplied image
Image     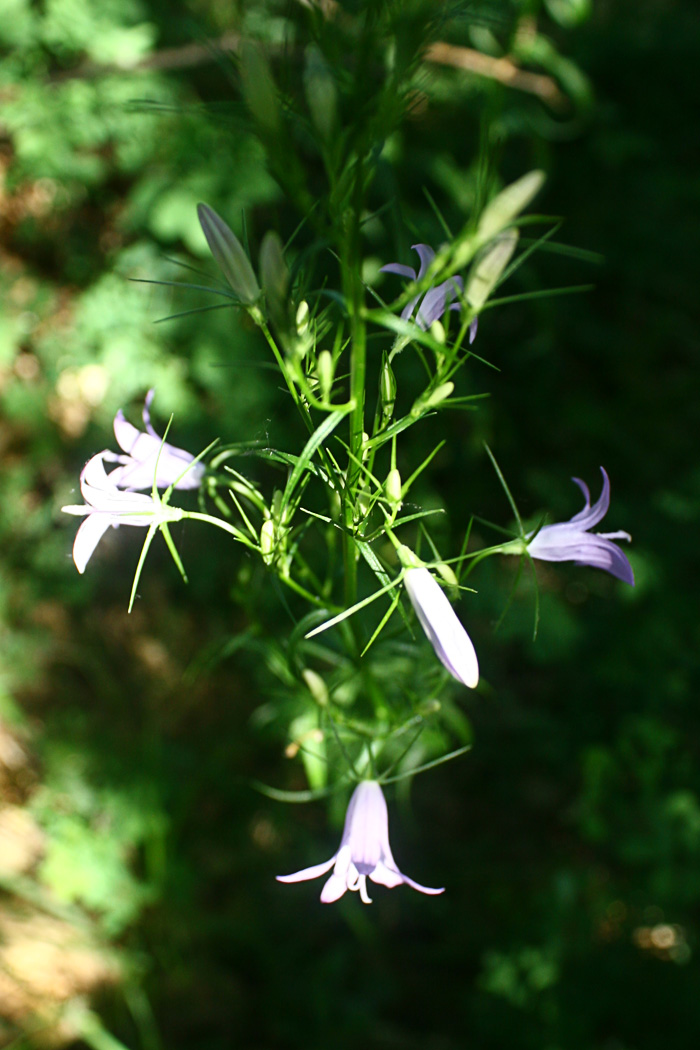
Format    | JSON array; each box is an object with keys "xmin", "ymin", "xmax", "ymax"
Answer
[{"xmin": 341, "ymin": 164, "xmax": 367, "ymax": 612}]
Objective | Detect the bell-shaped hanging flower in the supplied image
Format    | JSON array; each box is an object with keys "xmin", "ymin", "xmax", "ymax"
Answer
[
  {"xmin": 381, "ymin": 243, "xmax": 478, "ymax": 341},
  {"xmin": 399, "ymin": 546, "xmax": 479, "ymax": 689},
  {"xmin": 277, "ymin": 780, "xmax": 444, "ymax": 904},
  {"xmin": 526, "ymin": 467, "xmax": 635, "ymax": 585},
  {"xmin": 107, "ymin": 390, "xmax": 204, "ymax": 492},
  {"xmin": 62, "ymin": 453, "xmax": 177, "ymax": 573}
]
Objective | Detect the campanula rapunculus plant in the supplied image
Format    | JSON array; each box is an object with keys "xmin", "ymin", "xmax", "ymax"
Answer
[
  {"xmin": 526, "ymin": 467, "xmax": 635, "ymax": 585},
  {"xmin": 107, "ymin": 390, "xmax": 204, "ymax": 492},
  {"xmin": 61, "ymin": 453, "xmax": 169, "ymax": 573},
  {"xmin": 276, "ymin": 780, "xmax": 444, "ymax": 904},
  {"xmin": 58, "ymin": 0, "xmax": 633, "ymax": 920},
  {"xmin": 381, "ymin": 243, "xmax": 478, "ymax": 340}
]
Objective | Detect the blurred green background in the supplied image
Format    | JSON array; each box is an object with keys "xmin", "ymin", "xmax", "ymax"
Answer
[{"xmin": 1, "ymin": 1, "xmax": 698, "ymax": 1048}]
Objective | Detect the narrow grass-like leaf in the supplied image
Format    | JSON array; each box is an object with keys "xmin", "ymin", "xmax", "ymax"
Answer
[
  {"xmin": 360, "ymin": 587, "xmax": 402, "ymax": 656},
  {"xmin": 484, "ymin": 443, "xmax": 524, "ymax": 535},
  {"xmin": 279, "ymin": 407, "xmax": 351, "ymax": 520},
  {"xmin": 380, "ymin": 744, "xmax": 473, "ymax": 785}
]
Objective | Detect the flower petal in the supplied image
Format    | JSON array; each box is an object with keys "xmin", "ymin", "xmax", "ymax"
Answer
[
  {"xmin": 380, "ymin": 263, "xmax": 417, "ymax": 279},
  {"xmin": 411, "ymin": 243, "xmax": 436, "ymax": 279},
  {"xmin": 71, "ymin": 513, "xmax": 114, "ymax": 574},
  {"xmin": 397, "ymin": 871, "xmax": 445, "ymax": 895},
  {"xmin": 320, "ymin": 872, "xmax": 350, "ymax": 903},
  {"xmin": 529, "ymin": 532, "xmax": 634, "ymax": 585},
  {"xmin": 369, "ymin": 861, "xmax": 404, "ymax": 888},
  {"xmin": 568, "ymin": 467, "xmax": 610, "ymax": 529},
  {"xmin": 112, "ymin": 394, "xmax": 204, "ymax": 492},
  {"xmin": 275, "ymin": 855, "xmax": 336, "ymax": 884}
]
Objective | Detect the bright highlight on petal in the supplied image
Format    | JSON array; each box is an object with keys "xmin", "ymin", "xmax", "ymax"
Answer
[
  {"xmin": 527, "ymin": 467, "xmax": 634, "ymax": 585},
  {"xmin": 277, "ymin": 781, "xmax": 444, "ymax": 905}
]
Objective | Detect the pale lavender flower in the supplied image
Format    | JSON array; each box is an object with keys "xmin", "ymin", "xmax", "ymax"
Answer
[
  {"xmin": 277, "ymin": 780, "xmax": 444, "ymax": 904},
  {"xmin": 106, "ymin": 390, "xmax": 204, "ymax": 492},
  {"xmin": 403, "ymin": 565, "xmax": 479, "ymax": 689},
  {"xmin": 381, "ymin": 243, "xmax": 478, "ymax": 341},
  {"xmin": 61, "ymin": 452, "xmax": 163, "ymax": 573},
  {"xmin": 527, "ymin": 467, "xmax": 634, "ymax": 585}
]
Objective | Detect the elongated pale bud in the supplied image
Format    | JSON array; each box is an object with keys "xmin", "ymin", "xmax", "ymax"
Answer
[
  {"xmin": 197, "ymin": 203, "xmax": 260, "ymax": 304},
  {"xmin": 476, "ymin": 170, "xmax": 545, "ymax": 244},
  {"xmin": 466, "ymin": 229, "xmax": 519, "ymax": 310},
  {"xmin": 435, "ymin": 562, "xmax": 459, "ymax": 600},
  {"xmin": 259, "ymin": 231, "xmax": 290, "ymax": 333},
  {"xmin": 429, "ymin": 319, "xmax": 445, "ymax": 344},
  {"xmin": 296, "ymin": 300, "xmax": 310, "ymax": 333},
  {"xmin": 260, "ymin": 518, "xmax": 276, "ymax": 564},
  {"xmin": 380, "ymin": 355, "xmax": 396, "ymax": 407},
  {"xmin": 316, "ymin": 350, "xmax": 334, "ymax": 401},
  {"xmin": 301, "ymin": 668, "xmax": 329, "ymax": 707},
  {"xmin": 411, "ymin": 381, "xmax": 454, "ymax": 416},
  {"xmin": 384, "ymin": 467, "xmax": 403, "ymax": 509}
]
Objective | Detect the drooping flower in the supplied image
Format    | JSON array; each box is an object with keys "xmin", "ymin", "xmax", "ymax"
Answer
[
  {"xmin": 106, "ymin": 390, "xmax": 204, "ymax": 492},
  {"xmin": 61, "ymin": 452, "xmax": 168, "ymax": 573},
  {"xmin": 526, "ymin": 467, "xmax": 634, "ymax": 585},
  {"xmin": 399, "ymin": 547, "xmax": 479, "ymax": 689},
  {"xmin": 277, "ymin": 780, "xmax": 444, "ymax": 904},
  {"xmin": 381, "ymin": 243, "xmax": 478, "ymax": 341}
]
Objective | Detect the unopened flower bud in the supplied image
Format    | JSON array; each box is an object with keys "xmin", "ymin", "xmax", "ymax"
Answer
[
  {"xmin": 304, "ymin": 45, "xmax": 337, "ymax": 141},
  {"xmin": 435, "ymin": 562, "xmax": 459, "ymax": 600},
  {"xmin": 240, "ymin": 41, "xmax": 281, "ymax": 133},
  {"xmin": 466, "ymin": 229, "xmax": 519, "ymax": 311},
  {"xmin": 411, "ymin": 381, "xmax": 454, "ymax": 416},
  {"xmin": 260, "ymin": 518, "xmax": 276, "ymax": 563},
  {"xmin": 384, "ymin": 468, "xmax": 403, "ymax": 508},
  {"xmin": 429, "ymin": 319, "xmax": 445, "ymax": 343},
  {"xmin": 380, "ymin": 355, "xmax": 396, "ymax": 407},
  {"xmin": 301, "ymin": 668, "xmax": 329, "ymax": 707},
  {"xmin": 417, "ymin": 698, "xmax": 442, "ymax": 716},
  {"xmin": 476, "ymin": 169, "xmax": 545, "ymax": 245},
  {"xmin": 316, "ymin": 350, "xmax": 334, "ymax": 400},
  {"xmin": 197, "ymin": 203, "xmax": 260, "ymax": 304},
  {"xmin": 296, "ymin": 300, "xmax": 310, "ymax": 333},
  {"xmin": 260, "ymin": 231, "xmax": 291, "ymax": 333}
]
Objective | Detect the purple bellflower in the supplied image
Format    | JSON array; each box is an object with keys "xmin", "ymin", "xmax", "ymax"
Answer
[
  {"xmin": 277, "ymin": 780, "xmax": 444, "ymax": 904},
  {"xmin": 106, "ymin": 390, "xmax": 204, "ymax": 492},
  {"xmin": 401, "ymin": 557, "xmax": 479, "ymax": 689},
  {"xmin": 527, "ymin": 467, "xmax": 635, "ymax": 585},
  {"xmin": 62, "ymin": 452, "xmax": 168, "ymax": 573},
  {"xmin": 381, "ymin": 243, "xmax": 478, "ymax": 341}
]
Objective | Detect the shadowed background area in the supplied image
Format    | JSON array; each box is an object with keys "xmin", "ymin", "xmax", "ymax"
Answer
[{"xmin": 1, "ymin": 1, "xmax": 698, "ymax": 1048}]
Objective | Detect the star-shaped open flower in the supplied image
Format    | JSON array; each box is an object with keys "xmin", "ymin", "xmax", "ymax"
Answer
[
  {"xmin": 62, "ymin": 452, "xmax": 180, "ymax": 573},
  {"xmin": 277, "ymin": 780, "xmax": 444, "ymax": 904},
  {"xmin": 526, "ymin": 467, "xmax": 634, "ymax": 585},
  {"xmin": 381, "ymin": 243, "xmax": 478, "ymax": 340},
  {"xmin": 107, "ymin": 390, "xmax": 204, "ymax": 492}
]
